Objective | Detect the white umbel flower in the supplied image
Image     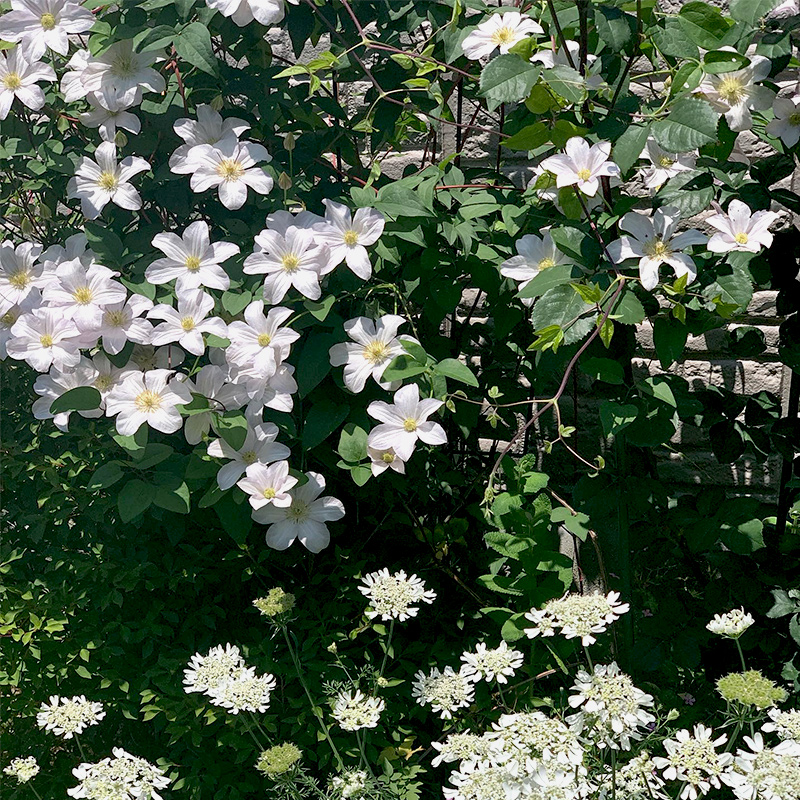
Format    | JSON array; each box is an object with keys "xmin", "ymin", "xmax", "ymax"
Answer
[
  {"xmin": 763, "ymin": 708, "xmax": 800, "ymax": 741},
  {"xmin": 237, "ymin": 460, "xmax": 297, "ymax": 510},
  {"xmin": 461, "ymin": 12, "xmax": 543, "ymax": 61},
  {"xmin": 0, "ymin": 47, "xmax": 55, "ymax": 119},
  {"xmin": 207, "ymin": 667, "xmax": 277, "ymax": 714},
  {"xmin": 329, "ymin": 315, "xmax": 412, "ymax": 393},
  {"xmin": 597, "ymin": 751, "xmax": 667, "ymax": 800},
  {"xmin": 169, "ymin": 104, "xmax": 250, "ymax": 173},
  {"xmin": 486, "ymin": 711, "xmax": 585, "ymax": 767},
  {"xmin": 205, "ymin": 0, "xmax": 286, "ymax": 27},
  {"xmin": 148, "ymin": 288, "xmax": 228, "ymax": 356},
  {"xmin": 567, "ymin": 662, "xmax": 655, "ymax": 750},
  {"xmin": 207, "ymin": 421, "xmax": 290, "ymax": 490},
  {"xmin": 698, "ymin": 54, "xmax": 775, "ymax": 132},
  {"xmin": 68, "ymin": 748, "xmax": 170, "ymax": 800},
  {"xmin": 706, "ymin": 200, "xmax": 778, "ymax": 254},
  {"xmin": 766, "ymin": 96, "xmax": 800, "ymax": 147},
  {"xmin": 0, "ymin": 240, "xmax": 45, "ymax": 314},
  {"xmin": 36, "ymin": 695, "xmax": 106, "ymax": 739},
  {"xmin": 4, "ymin": 756, "xmax": 40, "ymax": 784},
  {"xmin": 653, "ymin": 724, "xmax": 733, "ymax": 800},
  {"xmin": 638, "ymin": 138, "xmax": 697, "ymax": 191},
  {"xmin": 312, "ymin": 200, "xmax": 385, "ymax": 280},
  {"xmin": 707, "ymin": 608, "xmax": 755, "ymax": 639},
  {"xmin": 443, "ymin": 762, "xmax": 522, "ymax": 800},
  {"xmin": 0, "ymin": 0, "xmax": 94, "ymax": 61},
  {"xmin": 253, "ymin": 471, "xmax": 345, "ymax": 553},
  {"xmin": 330, "ymin": 769, "xmax": 370, "ymax": 799},
  {"xmin": 366, "ymin": 383, "xmax": 446, "ymax": 461},
  {"xmin": 524, "ymin": 591, "xmax": 629, "ymax": 646},
  {"xmin": 412, "ymin": 665, "xmax": 475, "ymax": 719},
  {"xmin": 7, "ymin": 306, "xmax": 81, "ymax": 372},
  {"xmin": 184, "ymin": 643, "xmax": 245, "ymax": 694},
  {"xmin": 539, "ymin": 137, "xmax": 620, "ymax": 197},
  {"xmin": 185, "ymin": 138, "xmax": 273, "ymax": 210},
  {"xmin": 67, "ymin": 141, "xmax": 150, "ymax": 220},
  {"xmin": 147, "ymin": 221, "xmax": 239, "ymax": 291},
  {"xmin": 332, "ymin": 690, "xmax": 385, "ymax": 731},
  {"xmin": 607, "ymin": 206, "xmax": 707, "ymax": 290},
  {"xmin": 460, "ymin": 641, "xmax": 524, "ymax": 684},
  {"xmin": 358, "ymin": 568, "xmax": 436, "ymax": 621},
  {"xmin": 431, "ymin": 733, "xmax": 495, "ymax": 769},
  {"xmin": 104, "ymin": 368, "xmax": 192, "ymax": 436},
  {"xmin": 728, "ymin": 733, "xmax": 800, "ymax": 800}
]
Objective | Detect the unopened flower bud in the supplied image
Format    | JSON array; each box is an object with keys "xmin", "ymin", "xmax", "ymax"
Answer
[
  {"xmin": 327, "ymin": 642, "xmax": 338, "ymax": 654},
  {"xmin": 278, "ymin": 171, "xmax": 292, "ymax": 191},
  {"xmin": 284, "ymin": 132, "xmax": 296, "ymax": 151},
  {"xmin": 210, "ymin": 94, "xmax": 224, "ymax": 112}
]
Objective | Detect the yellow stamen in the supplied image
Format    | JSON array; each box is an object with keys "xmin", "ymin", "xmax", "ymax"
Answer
[
  {"xmin": 643, "ymin": 237, "xmax": 671, "ymax": 258},
  {"xmin": 281, "ymin": 253, "xmax": 300, "ymax": 272},
  {"xmin": 216, "ymin": 158, "xmax": 244, "ymax": 181},
  {"xmin": 381, "ymin": 452, "xmax": 395, "ymax": 463},
  {"xmin": 134, "ymin": 389, "xmax": 162, "ymax": 412},
  {"xmin": 3, "ymin": 73, "xmax": 21, "ymax": 91},
  {"xmin": 95, "ymin": 375, "xmax": 113, "ymax": 391},
  {"xmin": 39, "ymin": 334, "xmax": 53, "ymax": 347},
  {"xmin": 40, "ymin": 12, "xmax": 56, "ymax": 29},
  {"xmin": 658, "ymin": 155, "xmax": 675, "ymax": 168},
  {"xmin": 287, "ymin": 501, "xmax": 307, "ymax": 520},
  {"xmin": 363, "ymin": 340, "xmax": 389, "ymax": 364},
  {"xmin": 105, "ymin": 310, "xmax": 126, "ymax": 326},
  {"xmin": 577, "ymin": 168, "xmax": 592, "ymax": 181},
  {"xmin": 257, "ymin": 333, "xmax": 271, "ymax": 346},
  {"xmin": 8, "ymin": 270, "xmax": 30, "ymax": 289},
  {"xmin": 490, "ymin": 26, "xmax": 516, "ymax": 46},
  {"xmin": 734, "ymin": 232, "xmax": 749, "ymax": 245},
  {"xmin": 538, "ymin": 258, "xmax": 556, "ymax": 270},
  {"xmin": 263, "ymin": 487, "xmax": 276, "ymax": 499},
  {"xmin": 790, "ymin": 112, "xmax": 800, "ymax": 126},
  {"xmin": 72, "ymin": 286, "xmax": 93, "ymax": 305},
  {"xmin": 242, "ymin": 450, "xmax": 258, "ymax": 465},
  {"xmin": 98, "ymin": 171, "xmax": 118, "ymax": 192},
  {"xmin": 342, "ymin": 230, "xmax": 359, "ymax": 246},
  {"xmin": 180, "ymin": 316, "xmax": 195, "ymax": 331},
  {"xmin": 403, "ymin": 418, "xmax": 418, "ymax": 432},
  {"xmin": 185, "ymin": 255, "xmax": 201, "ymax": 272},
  {"xmin": 717, "ymin": 76, "xmax": 746, "ymax": 105}
]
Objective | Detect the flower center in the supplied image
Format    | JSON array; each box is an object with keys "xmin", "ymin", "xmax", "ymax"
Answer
[
  {"xmin": 538, "ymin": 257, "xmax": 556, "ymax": 270},
  {"xmin": 8, "ymin": 269, "xmax": 30, "ymax": 289},
  {"xmin": 73, "ymin": 286, "xmax": 94, "ymax": 305},
  {"xmin": 98, "ymin": 171, "xmax": 118, "ymax": 192},
  {"xmin": 382, "ymin": 452, "xmax": 395, "ymax": 463},
  {"xmin": 790, "ymin": 112, "xmax": 800, "ymax": 126},
  {"xmin": 734, "ymin": 232, "xmax": 749, "ymax": 245},
  {"xmin": 216, "ymin": 158, "xmax": 244, "ymax": 181},
  {"xmin": 241, "ymin": 450, "xmax": 258, "ymax": 464},
  {"xmin": 134, "ymin": 389, "xmax": 162, "ymax": 412},
  {"xmin": 39, "ymin": 334, "xmax": 53, "ymax": 347},
  {"xmin": 105, "ymin": 309, "xmax": 126, "ymax": 326},
  {"xmin": 491, "ymin": 26, "xmax": 516, "ymax": 46},
  {"xmin": 40, "ymin": 12, "xmax": 57, "ymax": 29},
  {"xmin": 185, "ymin": 255, "xmax": 201, "ymax": 272},
  {"xmin": 3, "ymin": 72, "xmax": 21, "ymax": 91},
  {"xmin": 95, "ymin": 375, "xmax": 113, "ymax": 391},
  {"xmin": 111, "ymin": 54, "xmax": 136, "ymax": 78},
  {"xmin": 403, "ymin": 418, "xmax": 418, "ymax": 432},
  {"xmin": 342, "ymin": 230, "xmax": 359, "ymax": 246},
  {"xmin": 718, "ymin": 76, "xmax": 746, "ymax": 105},
  {"xmin": 281, "ymin": 253, "xmax": 300, "ymax": 272},
  {"xmin": 263, "ymin": 487, "xmax": 276, "ymax": 499},
  {"xmin": 287, "ymin": 500, "xmax": 308, "ymax": 521},
  {"xmin": 577, "ymin": 168, "xmax": 592, "ymax": 181},
  {"xmin": 364, "ymin": 340, "xmax": 390, "ymax": 364},
  {"xmin": 658, "ymin": 155, "xmax": 675, "ymax": 167},
  {"xmin": 643, "ymin": 237, "xmax": 671, "ymax": 258},
  {"xmin": 181, "ymin": 316, "xmax": 196, "ymax": 331}
]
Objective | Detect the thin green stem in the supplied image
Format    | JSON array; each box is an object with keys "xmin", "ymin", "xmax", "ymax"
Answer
[
  {"xmin": 29, "ymin": 785, "xmax": 44, "ymax": 800},
  {"xmin": 583, "ymin": 645, "xmax": 594, "ymax": 672},
  {"xmin": 250, "ymin": 712, "xmax": 273, "ymax": 746},
  {"xmin": 379, "ymin": 619, "xmax": 395, "ymax": 679},
  {"xmin": 281, "ymin": 625, "xmax": 344, "ymax": 770},
  {"xmin": 735, "ymin": 639, "xmax": 747, "ymax": 672},
  {"xmin": 611, "ymin": 749, "xmax": 617, "ymax": 800},
  {"xmin": 75, "ymin": 736, "xmax": 88, "ymax": 763},
  {"xmin": 356, "ymin": 729, "xmax": 376, "ymax": 778},
  {"xmin": 243, "ymin": 715, "xmax": 265, "ymax": 751}
]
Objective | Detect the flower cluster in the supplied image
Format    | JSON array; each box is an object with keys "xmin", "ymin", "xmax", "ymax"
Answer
[
  {"xmin": 459, "ymin": 641, "xmax": 524, "ymax": 685},
  {"xmin": 3, "ymin": 756, "xmax": 40, "ymax": 784},
  {"xmin": 707, "ymin": 608, "xmax": 755, "ymax": 639},
  {"xmin": 36, "ymin": 695, "xmax": 105, "ymax": 739},
  {"xmin": 68, "ymin": 748, "xmax": 170, "ymax": 800},
  {"xmin": 253, "ymin": 587, "xmax": 296, "ymax": 619},
  {"xmin": 183, "ymin": 643, "xmax": 276, "ymax": 714},
  {"xmin": 716, "ymin": 670, "xmax": 788, "ymax": 709},
  {"xmin": 412, "ymin": 665, "xmax": 476, "ymax": 719},
  {"xmin": 256, "ymin": 743, "xmax": 303, "ymax": 777},
  {"xmin": 524, "ymin": 591, "xmax": 629, "ymax": 646},
  {"xmin": 358, "ymin": 568, "xmax": 436, "ymax": 621},
  {"xmin": 331, "ymin": 689, "xmax": 385, "ymax": 731}
]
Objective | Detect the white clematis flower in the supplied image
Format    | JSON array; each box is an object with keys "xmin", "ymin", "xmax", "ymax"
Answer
[
  {"xmin": 0, "ymin": 0, "xmax": 94, "ymax": 61},
  {"xmin": 705, "ymin": 199, "xmax": 779, "ymax": 254},
  {"xmin": 79, "ymin": 93, "xmax": 141, "ymax": 142},
  {"xmin": 105, "ymin": 368, "xmax": 192, "ymax": 436},
  {"xmin": 313, "ymin": 200, "xmax": 385, "ymax": 280},
  {"xmin": 225, "ymin": 301, "xmax": 299, "ymax": 378},
  {"xmin": 698, "ymin": 54, "xmax": 775, "ymax": 133},
  {"xmin": 368, "ymin": 446, "xmax": 405, "ymax": 476},
  {"xmin": 185, "ymin": 138, "xmax": 273, "ymax": 210},
  {"xmin": 237, "ymin": 460, "xmax": 297, "ymax": 510},
  {"xmin": 0, "ymin": 240, "xmax": 45, "ymax": 314},
  {"xmin": 253, "ymin": 470, "xmax": 344, "ymax": 553},
  {"xmin": 67, "ymin": 141, "xmax": 150, "ymax": 220},
  {"xmin": 765, "ymin": 95, "xmax": 800, "ymax": 147},
  {"xmin": 0, "ymin": 47, "xmax": 55, "ymax": 119},
  {"xmin": 329, "ymin": 315, "xmax": 412, "ymax": 393},
  {"xmin": 7, "ymin": 307, "xmax": 81, "ymax": 372},
  {"xmin": 169, "ymin": 104, "xmax": 250, "ymax": 173},
  {"xmin": 607, "ymin": 206, "xmax": 707, "ymax": 291},
  {"xmin": 637, "ymin": 138, "xmax": 697, "ymax": 191},
  {"xmin": 32, "ymin": 357, "xmax": 101, "ymax": 431},
  {"xmin": 539, "ymin": 137, "xmax": 620, "ymax": 197},
  {"xmin": 207, "ymin": 422, "xmax": 290, "ymax": 490},
  {"xmin": 148, "ymin": 288, "xmax": 228, "ymax": 356},
  {"xmin": 0, "ymin": 293, "xmax": 40, "ymax": 360},
  {"xmin": 205, "ymin": 0, "xmax": 286, "ymax": 27},
  {"xmin": 88, "ymin": 294, "xmax": 154, "ymax": 355},
  {"xmin": 461, "ymin": 12, "xmax": 543, "ymax": 61},
  {"xmin": 367, "ymin": 383, "xmax": 447, "ymax": 461},
  {"xmin": 147, "ymin": 221, "xmax": 239, "ymax": 291},
  {"xmin": 500, "ymin": 230, "xmax": 572, "ymax": 304},
  {"xmin": 178, "ymin": 363, "xmax": 247, "ymax": 445}
]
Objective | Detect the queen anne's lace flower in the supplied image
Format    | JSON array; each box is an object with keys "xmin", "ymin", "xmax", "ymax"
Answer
[
  {"xmin": 524, "ymin": 591, "xmax": 629, "ymax": 646},
  {"xmin": 431, "ymin": 733, "xmax": 495, "ymax": 769},
  {"xmin": 653, "ymin": 724, "xmax": 733, "ymax": 800},
  {"xmin": 412, "ymin": 665, "xmax": 475, "ymax": 719},
  {"xmin": 717, "ymin": 670, "xmax": 788, "ymax": 709},
  {"xmin": 253, "ymin": 587, "xmax": 295, "ymax": 618},
  {"xmin": 763, "ymin": 708, "xmax": 800, "ymax": 741},
  {"xmin": 332, "ymin": 690, "xmax": 385, "ymax": 731},
  {"xmin": 597, "ymin": 752, "xmax": 667, "ymax": 800},
  {"xmin": 68, "ymin": 748, "xmax": 170, "ymax": 800},
  {"xmin": 330, "ymin": 769, "xmax": 369, "ymax": 799},
  {"xmin": 567, "ymin": 662, "xmax": 655, "ymax": 750},
  {"xmin": 4, "ymin": 756, "xmax": 40, "ymax": 783},
  {"xmin": 37, "ymin": 695, "xmax": 106, "ymax": 739},
  {"xmin": 486, "ymin": 711, "xmax": 585, "ymax": 767},
  {"xmin": 728, "ymin": 733, "xmax": 800, "ymax": 800},
  {"xmin": 358, "ymin": 568, "xmax": 436, "ymax": 621},
  {"xmin": 256, "ymin": 743, "xmax": 302, "ymax": 777},
  {"xmin": 460, "ymin": 641, "xmax": 524, "ymax": 684},
  {"xmin": 183, "ymin": 643, "xmax": 246, "ymax": 694},
  {"xmin": 706, "ymin": 608, "xmax": 755, "ymax": 639},
  {"xmin": 207, "ymin": 666, "xmax": 276, "ymax": 714}
]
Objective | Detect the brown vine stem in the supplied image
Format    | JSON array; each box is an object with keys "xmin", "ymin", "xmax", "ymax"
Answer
[
  {"xmin": 545, "ymin": 0, "xmax": 577, "ymax": 70},
  {"xmin": 364, "ymin": 41, "xmax": 478, "ymax": 81}
]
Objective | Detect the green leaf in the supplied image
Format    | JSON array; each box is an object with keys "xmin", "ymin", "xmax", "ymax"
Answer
[
  {"xmin": 174, "ymin": 22, "xmax": 218, "ymax": 75},
  {"xmin": 374, "ymin": 184, "xmax": 434, "ymax": 219},
  {"xmin": 382, "ymin": 355, "xmax": 428, "ymax": 382},
  {"xmin": 678, "ymin": 2, "xmax": 734, "ymax": 50},
  {"xmin": 221, "ymin": 290, "xmax": 252, "ymax": 316},
  {"xmin": 652, "ymin": 98, "xmax": 719, "ymax": 153},
  {"xmin": 303, "ymin": 400, "xmax": 349, "ymax": 450},
  {"xmin": 613, "ymin": 124, "xmax": 651, "ymax": 174},
  {"xmin": 596, "ymin": 6, "xmax": 634, "ymax": 50},
  {"xmin": 502, "ymin": 122, "xmax": 550, "ymax": 151},
  {"xmin": 703, "ymin": 49, "xmax": 750, "ymax": 74},
  {"xmin": 304, "ymin": 295, "xmax": 336, "ymax": 322},
  {"xmin": 730, "ymin": 0, "xmax": 781, "ymax": 26},
  {"xmin": 704, "ymin": 268, "xmax": 754, "ymax": 314},
  {"xmin": 479, "ymin": 56, "xmax": 540, "ymax": 111},
  {"xmin": 338, "ymin": 424, "xmax": 368, "ymax": 463},
  {"xmin": 653, "ymin": 316, "xmax": 688, "ymax": 368},
  {"xmin": 542, "ymin": 65, "xmax": 586, "ymax": 106},
  {"xmin": 599, "ymin": 402, "xmax": 638, "ymax": 436},
  {"xmin": 401, "ymin": 339, "xmax": 428, "ymax": 364},
  {"xmin": 550, "ymin": 507, "xmax": 591, "ymax": 540},
  {"xmin": 580, "ymin": 357, "xmax": 625, "ymax": 384},
  {"xmin": 117, "ymin": 479, "xmax": 155, "ymax": 522},
  {"xmin": 87, "ymin": 462, "xmax": 125, "ymax": 491},
  {"xmin": 530, "ymin": 285, "xmax": 597, "ymax": 346},
  {"xmin": 84, "ymin": 221, "xmax": 126, "ymax": 265},
  {"xmin": 435, "ymin": 358, "xmax": 479, "ymax": 387},
  {"xmin": 604, "ymin": 288, "xmax": 646, "ymax": 325},
  {"xmin": 216, "ymin": 413, "xmax": 248, "ymax": 451},
  {"xmin": 653, "ymin": 18, "xmax": 700, "ymax": 60},
  {"xmin": 49, "ymin": 386, "xmax": 102, "ymax": 415},
  {"xmin": 516, "ymin": 264, "xmax": 575, "ymax": 299},
  {"xmin": 153, "ymin": 482, "xmax": 191, "ymax": 514}
]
